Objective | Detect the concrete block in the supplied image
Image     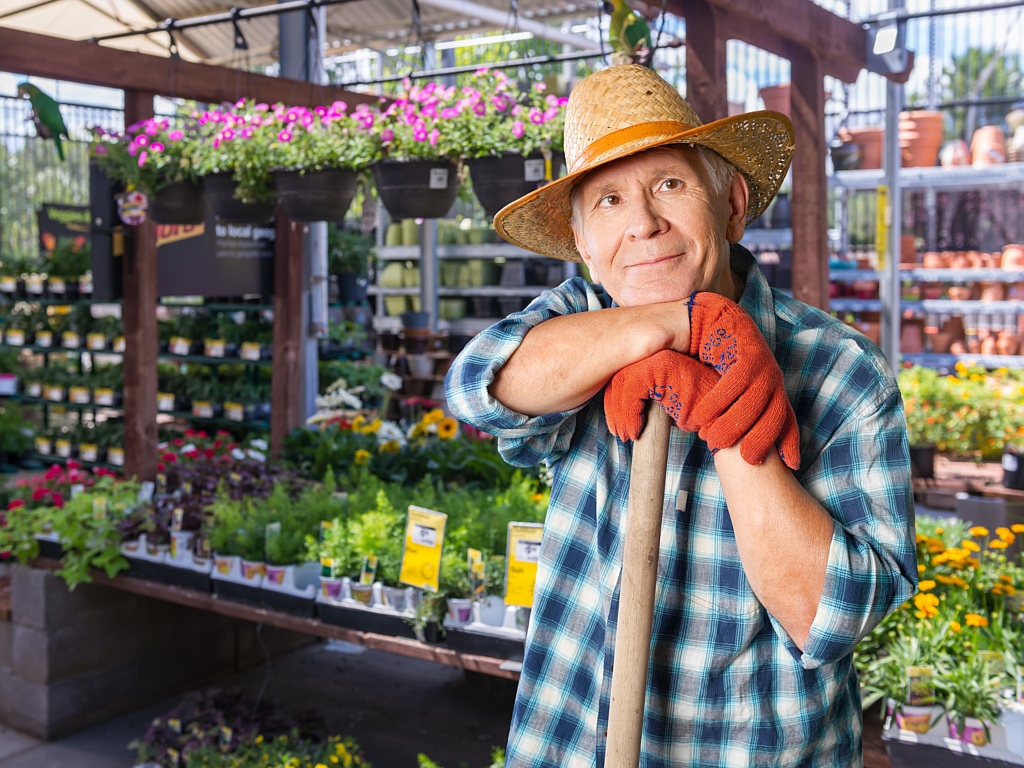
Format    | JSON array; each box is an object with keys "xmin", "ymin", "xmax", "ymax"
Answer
[
  {"xmin": 10, "ymin": 625, "xmax": 48, "ymax": 685},
  {"xmin": 0, "ymin": 562, "xmax": 10, "ymax": 578},
  {"xmin": 0, "ymin": 670, "xmax": 48, "ymax": 737},
  {"xmin": 9, "ymin": 566, "xmax": 47, "ymax": 631},
  {"xmin": 0, "ymin": 621, "xmax": 11, "ymax": 673}
]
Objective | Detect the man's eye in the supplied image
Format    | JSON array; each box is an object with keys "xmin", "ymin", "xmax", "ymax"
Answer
[
  {"xmin": 600, "ymin": 194, "xmax": 619, "ymax": 206},
  {"xmin": 662, "ymin": 178, "xmax": 682, "ymax": 190}
]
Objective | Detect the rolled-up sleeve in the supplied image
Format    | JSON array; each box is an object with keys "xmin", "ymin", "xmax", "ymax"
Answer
[
  {"xmin": 444, "ymin": 277, "xmax": 607, "ymax": 467},
  {"xmin": 772, "ymin": 387, "xmax": 918, "ymax": 669}
]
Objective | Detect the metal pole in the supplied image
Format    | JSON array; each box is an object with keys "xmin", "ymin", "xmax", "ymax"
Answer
[
  {"xmin": 881, "ymin": 0, "xmax": 905, "ymax": 367},
  {"xmin": 420, "ymin": 219, "xmax": 439, "ymax": 333}
]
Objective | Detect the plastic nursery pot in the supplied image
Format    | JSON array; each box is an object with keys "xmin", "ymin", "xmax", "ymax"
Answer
[
  {"xmin": 273, "ymin": 168, "xmax": 359, "ymax": 223},
  {"xmin": 149, "ymin": 180, "xmax": 205, "ymax": 225},
  {"xmin": 321, "ymin": 577, "xmax": 344, "ymax": 601},
  {"xmin": 909, "ymin": 445, "xmax": 937, "ymax": 480},
  {"xmin": 371, "ymin": 159, "xmax": 460, "ymax": 220},
  {"xmin": 382, "ymin": 586, "xmax": 408, "ymax": 612},
  {"xmin": 202, "ymin": 173, "xmax": 276, "ymax": 223},
  {"xmin": 447, "ymin": 597, "xmax": 474, "ymax": 625},
  {"xmin": 349, "ymin": 583, "xmax": 374, "ymax": 605},
  {"xmin": 467, "ymin": 152, "xmax": 565, "ymax": 219},
  {"xmin": 240, "ymin": 560, "xmax": 266, "ymax": 581},
  {"xmin": 264, "ymin": 564, "xmax": 289, "ymax": 586},
  {"xmin": 895, "ymin": 705, "xmax": 937, "ymax": 734},
  {"xmin": 947, "ymin": 716, "xmax": 988, "ymax": 746}
]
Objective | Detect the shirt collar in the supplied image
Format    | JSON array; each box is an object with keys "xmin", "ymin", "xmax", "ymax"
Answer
[{"xmin": 732, "ymin": 243, "xmax": 778, "ymax": 353}]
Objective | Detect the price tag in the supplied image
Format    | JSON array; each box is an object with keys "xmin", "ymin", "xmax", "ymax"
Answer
[
  {"xmin": 907, "ymin": 665, "xmax": 935, "ymax": 706},
  {"xmin": 359, "ymin": 555, "xmax": 378, "ymax": 585},
  {"xmin": 0, "ymin": 276, "xmax": 16, "ymax": 293},
  {"xmin": 61, "ymin": 331, "xmax": 80, "ymax": 349},
  {"xmin": 398, "ymin": 505, "xmax": 447, "ymax": 592},
  {"xmin": 87, "ymin": 333, "xmax": 107, "ymax": 350},
  {"xmin": 94, "ymin": 388, "xmax": 114, "ymax": 406},
  {"xmin": 113, "ymin": 336, "xmax": 126, "ymax": 353},
  {"xmin": 204, "ymin": 338, "xmax": 226, "ymax": 358},
  {"xmin": 55, "ymin": 439, "xmax": 71, "ymax": 458},
  {"xmin": 428, "ymin": 167, "xmax": 450, "ymax": 189},
  {"xmin": 219, "ymin": 726, "xmax": 233, "ymax": 752},
  {"xmin": 875, "ymin": 184, "xmax": 889, "ymax": 271},
  {"xmin": 468, "ymin": 548, "xmax": 485, "ymax": 600},
  {"xmin": 524, "ymin": 158, "xmax": 546, "ymax": 182},
  {"xmin": 172, "ymin": 508, "xmax": 184, "ymax": 533},
  {"xmin": 320, "ymin": 557, "xmax": 336, "ymax": 579},
  {"xmin": 79, "ymin": 273, "xmax": 93, "ymax": 294},
  {"xmin": 168, "ymin": 718, "xmax": 181, "ymax": 734},
  {"xmin": 224, "ymin": 401, "xmax": 244, "ymax": 422},
  {"xmin": 26, "ymin": 275, "xmax": 44, "ymax": 294},
  {"xmin": 5, "ymin": 329, "xmax": 24, "ymax": 346},
  {"xmin": 34, "ymin": 436, "xmax": 52, "ymax": 455},
  {"xmin": 35, "ymin": 330, "xmax": 52, "ymax": 348},
  {"xmin": 107, "ymin": 447, "xmax": 125, "ymax": 466},
  {"xmin": 505, "ymin": 522, "xmax": 544, "ymax": 608},
  {"xmin": 166, "ymin": 748, "xmax": 180, "ymax": 768},
  {"xmin": 69, "ymin": 386, "xmax": 90, "ymax": 404},
  {"xmin": 45, "ymin": 386, "xmax": 64, "ymax": 402},
  {"xmin": 92, "ymin": 497, "xmax": 108, "ymax": 521},
  {"xmin": 192, "ymin": 400, "xmax": 214, "ymax": 419},
  {"xmin": 26, "ymin": 381, "xmax": 42, "ymax": 397},
  {"xmin": 156, "ymin": 472, "xmax": 167, "ymax": 493},
  {"xmin": 240, "ymin": 342, "xmax": 261, "ymax": 361},
  {"xmin": 79, "ymin": 443, "xmax": 98, "ymax": 462},
  {"xmin": 47, "ymin": 277, "xmax": 66, "ymax": 294},
  {"xmin": 157, "ymin": 392, "xmax": 175, "ymax": 411},
  {"xmin": 170, "ymin": 336, "xmax": 191, "ymax": 356}
]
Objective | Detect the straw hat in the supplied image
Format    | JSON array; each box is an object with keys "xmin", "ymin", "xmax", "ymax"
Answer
[{"xmin": 493, "ymin": 64, "xmax": 795, "ymax": 262}]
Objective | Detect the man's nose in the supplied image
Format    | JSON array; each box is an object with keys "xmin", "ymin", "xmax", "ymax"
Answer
[{"xmin": 623, "ymin": 199, "xmax": 666, "ymax": 240}]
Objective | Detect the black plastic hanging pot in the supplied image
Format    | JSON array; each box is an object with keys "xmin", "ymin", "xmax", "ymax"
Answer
[
  {"xmin": 149, "ymin": 180, "xmax": 205, "ymax": 225},
  {"xmin": 274, "ymin": 168, "xmax": 360, "ymax": 223},
  {"xmin": 335, "ymin": 271, "xmax": 368, "ymax": 302},
  {"xmin": 203, "ymin": 173, "xmax": 276, "ymax": 223},
  {"xmin": 372, "ymin": 159, "xmax": 460, "ymax": 220},
  {"xmin": 909, "ymin": 444, "xmax": 937, "ymax": 481},
  {"xmin": 467, "ymin": 151, "xmax": 565, "ymax": 219}
]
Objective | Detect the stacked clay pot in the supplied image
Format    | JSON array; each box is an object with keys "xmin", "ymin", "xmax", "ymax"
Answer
[
  {"xmin": 971, "ymin": 125, "xmax": 1007, "ymax": 167},
  {"xmin": 899, "ymin": 111, "xmax": 944, "ymax": 168},
  {"xmin": 838, "ymin": 125, "xmax": 884, "ymax": 170}
]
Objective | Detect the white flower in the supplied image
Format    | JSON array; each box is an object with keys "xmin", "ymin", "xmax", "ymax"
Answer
[
  {"xmin": 315, "ymin": 388, "xmax": 362, "ymax": 411},
  {"xmin": 246, "ymin": 449, "xmax": 266, "ymax": 462},
  {"xmin": 380, "ymin": 372, "xmax": 403, "ymax": 391},
  {"xmin": 376, "ymin": 421, "xmax": 407, "ymax": 446},
  {"xmin": 249, "ymin": 438, "xmax": 268, "ymax": 451}
]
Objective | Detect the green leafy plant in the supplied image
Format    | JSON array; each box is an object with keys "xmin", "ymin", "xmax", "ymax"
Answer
[
  {"xmin": 0, "ymin": 406, "xmax": 32, "ymax": 457},
  {"xmin": 328, "ymin": 224, "xmax": 375, "ymax": 277},
  {"xmin": 418, "ymin": 747, "xmax": 505, "ymax": 768},
  {"xmin": 935, "ymin": 653, "xmax": 1004, "ymax": 739}
]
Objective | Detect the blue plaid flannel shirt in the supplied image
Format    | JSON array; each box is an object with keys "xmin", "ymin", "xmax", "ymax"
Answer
[{"xmin": 444, "ymin": 247, "xmax": 917, "ymax": 767}]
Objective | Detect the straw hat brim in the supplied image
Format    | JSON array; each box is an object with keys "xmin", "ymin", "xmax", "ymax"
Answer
[{"xmin": 493, "ymin": 110, "xmax": 795, "ymax": 262}]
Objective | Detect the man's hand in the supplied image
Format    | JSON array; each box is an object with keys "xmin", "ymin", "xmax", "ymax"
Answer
[
  {"xmin": 687, "ymin": 292, "xmax": 801, "ymax": 470},
  {"xmin": 604, "ymin": 350, "xmax": 719, "ymax": 441}
]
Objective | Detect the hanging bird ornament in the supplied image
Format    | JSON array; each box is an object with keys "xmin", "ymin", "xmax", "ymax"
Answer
[
  {"xmin": 17, "ymin": 83, "xmax": 70, "ymax": 161},
  {"xmin": 603, "ymin": 0, "xmax": 654, "ymax": 67}
]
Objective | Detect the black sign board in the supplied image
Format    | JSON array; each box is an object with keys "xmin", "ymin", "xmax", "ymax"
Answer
[
  {"xmin": 88, "ymin": 163, "xmax": 126, "ymax": 302},
  {"xmin": 38, "ymin": 203, "xmax": 90, "ymax": 253},
  {"xmin": 156, "ymin": 212, "xmax": 275, "ymax": 298}
]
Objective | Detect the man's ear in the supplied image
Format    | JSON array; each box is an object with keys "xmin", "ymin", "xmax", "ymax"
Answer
[
  {"xmin": 574, "ymin": 229, "xmax": 599, "ymax": 283},
  {"xmin": 725, "ymin": 172, "xmax": 750, "ymax": 244}
]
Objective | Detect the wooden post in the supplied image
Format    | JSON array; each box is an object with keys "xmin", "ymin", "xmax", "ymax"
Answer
[
  {"xmin": 121, "ymin": 89, "xmax": 158, "ymax": 481},
  {"xmin": 788, "ymin": 47, "xmax": 830, "ymax": 310},
  {"xmin": 270, "ymin": 209, "xmax": 304, "ymax": 459},
  {"xmin": 682, "ymin": 0, "xmax": 729, "ymax": 123},
  {"xmin": 606, "ymin": 404, "xmax": 673, "ymax": 767}
]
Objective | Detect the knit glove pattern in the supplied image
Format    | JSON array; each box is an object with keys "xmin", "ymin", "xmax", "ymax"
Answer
[
  {"xmin": 687, "ymin": 292, "xmax": 801, "ymax": 470},
  {"xmin": 604, "ymin": 350, "xmax": 720, "ymax": 442}
]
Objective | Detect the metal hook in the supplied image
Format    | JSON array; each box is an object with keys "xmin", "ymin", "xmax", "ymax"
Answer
[
  {"xmin": 164, "ymin": 18, "xmax": 180, "ymax": 59},
  {"xmin": 230, "ymin": 8, "xmax": 248, "ymax": 50}
]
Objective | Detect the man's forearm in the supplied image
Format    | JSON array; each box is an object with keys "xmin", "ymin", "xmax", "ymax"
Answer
[
  {"xmin": 713, "ymin": 445, "xmax": 833, "ymax": 650},
  {"xmin": 490, "ymin": 301, "xmax": 691, "ymax": 416}
]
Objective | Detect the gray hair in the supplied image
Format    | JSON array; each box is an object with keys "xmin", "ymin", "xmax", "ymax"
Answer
[{"xmin": 569, "ymin": 144, "xmax": 738, "ymax": 235}]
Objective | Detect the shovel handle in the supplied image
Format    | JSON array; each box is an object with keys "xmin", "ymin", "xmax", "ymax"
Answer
[{"xmin": 606, "ymin": 402, "xmax": 672, "ymax": 768}]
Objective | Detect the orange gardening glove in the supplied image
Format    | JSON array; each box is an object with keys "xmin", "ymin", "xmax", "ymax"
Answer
[
  {"xmin": 604, "ymin": 350, "xmax": 720, "ymax": 442},
  {"xmin": 687, "ymin": 292, "xmax": 801, "ymax": 470}
]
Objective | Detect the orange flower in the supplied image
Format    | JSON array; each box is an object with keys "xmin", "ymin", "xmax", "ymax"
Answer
[
  {"xmin": 999, "ymin": 574, "xmax": 1014, "ymax": 584},
  {"xmin": 996, "ymin": 527, "xmax": 1014, "ymax": 541},
  {"xmin": 949, "ymin": 621, "xmax": 962, "ymax": 633},
  {"xmin": 1011, "ymin": 524, "xmax": 1024, "ymax": 534},
  {"xmin": 917, "ymin": 564, "xmax": 926, "ymax": 574},
  {"xmin": 989, "ymin": 540, "xmax": 1009, "ymax": 550},
  {"xmin": 917, "ymin": 580, "xmax": 936, "ymax": 592},
  {"xmin": 914, "ymin": 593, "xmax": 940, "ymax": 619},
  {"xmin": 964, "ymin": 613, "xmax": 989, "ymax": 628},
  {"xmin": 970, "ymin": 526, "xmax": 990, "ymax": 538},
  {"xmin": 926, "ymin": 539, "xmax": 947, "ymax": 555},
  {"xmin": 961, "ymin": 540, "xmax": 980, "ymax": 553}
]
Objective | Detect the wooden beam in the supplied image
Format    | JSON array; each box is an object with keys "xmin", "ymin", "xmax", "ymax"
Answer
[
  {"xmin": 29, "ymin": 559, "xmax": 519, "ymax": 680},
  {"xmin": 789, "ymin": 49, "xmax": 830, "ymax": 310},
  {"xmin": 122, "ymin": 89, "xmax": 159, "ymax": 482},
  {"xmin": 270, "ymin": 211, "xmax": 304, "ymax": 459},
  {"xmin": 667, "ymin": 0, "xmax": 866, "ymax": 84},
  {"xmin": 683, "ymin": 0, "xmax": 728, "ymax": 122},
  {"xmin": 0, "ymin": 27, "xmax": 377, "ymax": 107}
]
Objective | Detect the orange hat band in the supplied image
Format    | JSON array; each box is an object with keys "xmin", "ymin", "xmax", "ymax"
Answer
[{"xmin": 570, "ymin": 120, "xmax": 697, "ymax": 173}]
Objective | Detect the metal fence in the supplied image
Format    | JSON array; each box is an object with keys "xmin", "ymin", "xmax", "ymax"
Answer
[{"xmin": 0, "ymin": 96, "xmax": 123, "ymax": 260}]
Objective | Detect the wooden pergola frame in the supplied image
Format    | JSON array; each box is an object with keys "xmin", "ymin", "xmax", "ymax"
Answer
[{"xmin": 0, "ymin": 27, "xmax": 377, "ymax": 480}]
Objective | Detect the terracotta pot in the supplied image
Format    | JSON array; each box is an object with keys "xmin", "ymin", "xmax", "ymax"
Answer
[
  {"xmin": 967, "ymin": 335, "xmax": 981, "ymax": 354},
  {"xmin": 852, "ymin": 280, "xmax": 879, "ymax": 299},
  {"xmin": 950, "ymin": 252, "xmax": 972, "ymax": 270},
  {"xmin": 949, "ymin": 340, "xmax": 968, "ymax": 355},
  {"xmin": 940, "ymin": 140, "xmax": 971, "ymax": 167},
  {"xmin": 900, "ymin": 235, "xmax": 918, "ymax": 264},
  {"xmin": 922, "ymin": 252, "xmax": 948, "ymax": 269},
  {"xmin": 928, "ymin": 330, "xmax": 955, "ymax": 353},
  {"xmin": 849, "ymin": 321, "xmax": 881, "ymax": 344},
  {"xmin": 981, "ymin": 335, "xmax": 999, "ymax": 355},
  {"xmin": 966, "ymin": 250, "xmax": 985, "ymax": 268},
  {"xmin": 971, "ymin": 125, "xmax": 1007, "ymax": 166},
  {"xmin": 997, "ymin": 331, "xmax": 1020, "ymax": 357},
  {"xmin": 1003, "ymin": 244, "xmax": 1024, "ymax": 271},
  {"xmin": 941, "ymin": 316, "xmax": 965, "ymax": 340},
  {"xmin": 900, "ymin": 320, "xmax": 925, "ymax": 353},
  {"xmin": 983, "ymin": 252, "xmax": 1001, "ymax": 268},
  {"xmin": 758, "ymin": 83, "xmax": 830, "ymax": 119},
  {"xmin": 947, "ymin": 285, "xmax": 973, "ymax": 301},
  {"xmin": 922, "ymin": 282, "xmax": 944, "ymax": 300},
  {"xmin": 981, "ymin": 282, "xmax": 1006, "ymax": 302},
  {"xmin": 838, "ymin": 125, "xmax": 884, "ymax": 170}
]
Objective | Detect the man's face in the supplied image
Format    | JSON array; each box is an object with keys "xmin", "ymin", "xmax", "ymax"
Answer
[{"xmin": 572, "ymin": 146, "xmax": 748, "ymax": 307}]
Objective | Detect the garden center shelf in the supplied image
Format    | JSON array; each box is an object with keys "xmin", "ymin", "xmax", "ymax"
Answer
[
  {"xmin": 739, "ymin": 228, "xmax": 793, "ymax": 251},
  {"xmin": 162, "ymin": 411, "xmax": 269, "ymax": 430},
  {"xmin": 829, "ymin": 162, "xmax": 1024, "ymax": 191},
  {"xmin": 0, "ymin": 297, "xmax": 121, "ymax": 306},
  {"xmin": 0, "ymin": 345, "xmax": 274, "ymax": 367},
  {"xmin": 831, "ymin": 269, "xmax": 1024, "ymax": 283},
  {"xmin": 379, "ymin": 243, "xmax": 538, "ymax": 261},
  {"xmin": 831, "ymin": 299, "xmax": 1024, "ymax": 315},
  {"xmin": 369, "ymin": 286, "xmax": 554, "ymax": 298},
  {"xmin": 3, "ymin": 394, "xmax": 123, "ymax": 414},
  {"xmin": 28, "ymin": 453, "xmax": 120, "ymax": 471},
  {"xmin": 902, "ymin": 352, "xmax": 1024, "ymax": 370}
]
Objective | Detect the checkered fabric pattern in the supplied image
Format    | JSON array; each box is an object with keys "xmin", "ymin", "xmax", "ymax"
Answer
[{"xmin": 444, "ymin": 247, "xmax": 918, "ymax": 768}]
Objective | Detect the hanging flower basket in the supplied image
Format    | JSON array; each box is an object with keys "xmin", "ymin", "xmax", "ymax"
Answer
[
  {"xmin": 371, "ymin": 159, "xmax": 460, "ymax": 221},
  {"xmin": 203, "ymin": 173, "xmax": 276, "ymax": 223},
  {"xmin": 467, "ymin": 152, "xmax": 565, "ymax": 219},
  {"xmin": 274, "ymin": 167, "xmax": 360, "ymax": 223},
  {"xmin": 149, "ymin": 180, "xmax": 205, "ymax": 225}
]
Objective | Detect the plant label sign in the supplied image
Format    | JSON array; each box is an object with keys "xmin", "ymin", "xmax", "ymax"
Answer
[
  {"xmin": 5, "ymin": 329, "xmax": 24, "ymax": 346},
  {"xmin": 428, "ymin": 168, "xmax": 450, "ymax": 189},
  {"xmin": 360, "ymin": 555, "xmax": 378, "ymax": 585},
  {"xmin": 94, "ymin": 389, "xmax": 114, "ymax": 406},
  {"xmin": 35, "ymin": 331, "xmax": 52, "ymax": 348},
  {"xmin": 240, "ymin": 342, "xmax": 261, "ymax": 361},
  {"xmin": 0, "ymin": 276, "xmax": 15, "ymax": 293},
  {"xmin": 505, "ymin": 522, "xmax": 544, "ymax": 608},
  {"xmin": 79, "ymin": 444, "xmax": 98, "ymax": 463},
  {"xmin": 907, "ymin": 665, "xmax": 935, "ymax": 706},
  {"xmin": 62, "ymin": 331, "xmax": 80, "ymax": 349},
  {"xmin": 157, "ymin": 392, "xmax": 175, "ymax": 411},
  {"xmin": 399, "ymin": 505, "xmax": 447, "ymax": 592},
  {"xmin": 87, "ymin": 333, "xmax": 107, "ymax": 350},
  {"xmin": 468, "ymin": 548, "xmax": 485, "ymax": 600},
  {"xmin": 108, "ymin": 447, "xmax": 125, "ymax": 466},
  {"xmin": 224, "ymin": 402, "xmax": 244, "ymax": 422},
  {"xmin": 204, "ymin": 338, "xmax": 226, "ymax": 358},
  {"xmin": 523, "ymin": 158, "xmax": 546, "ymax": 182}
]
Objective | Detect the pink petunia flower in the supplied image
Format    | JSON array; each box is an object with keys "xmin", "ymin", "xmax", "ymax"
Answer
[
  {"xmin": 150, "ymin": 142, "xmax": 165, "ymax": 152},
  {"xmin": 137, "ymin": 150, "xmax": 148, "ymax": 166},
  {"xmin": 241, "ymin": 128, "xmax": 253, "ymax": 139},
  {"xmin": 529, "ymin": 108, "xmax": 544, "ymax": 125},
  {"xmin": 134, "ymin": 134, "xmax": 149, "ymax": 147},
  {"xmin": 473, "ymin": 102, "xmax": 487, "ymax": 117},
  {"xmin": 168, "ymin": 129, "xmax": 184, "ymax": 141},
  {"xmin": 414, "ymin": 128, "xmax": 428, "ymax": 142},
  {"xmin": 278, "ymin": 130, "xmax": 293, "ymax": 143},
  {"xmin": 512, "ymin": 121, "xmax": 525, "ymax": 138},
  {"xmin": 544, "ymin": 107, "xmax": 558, "ymax": 122},
  {"xmin": 440, "ymin": 107, "xmax": 458, "ymax": 120},
  {"xmin": 533, "ymin": 82, "xmax": 547, "ymax": 92},
  {"xmin": 381, "ymin": 129, "xmax": 394, "ymax": 142},
  {"xmin": 429, "ymin": 129, "xmax": 439, "ymax": 146},
  {"xmin": 93, "ymin": 145, "xmax": 109, "ymax": 156},
  {"xmin": 492, "ymin": 96, "xmax": 509, "ymax": 112},
  {"xmin": 255, "ymin": 103, "xmax": 270, "ymax": 111}
]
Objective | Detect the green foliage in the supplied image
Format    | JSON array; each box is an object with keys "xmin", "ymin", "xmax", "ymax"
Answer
[
  {"xmin": 417, "ymin": 747, "xmax": 505, "ymax": 768},
  {"xmin": 328, "ymin": 224, "xmax": 375, "ymax": 277},
  {"xmin": 90, "ymin": 117, "xmax": 200, "ymax": 195},
  {"xmin": 942, "ymin": 47, "xmax": 1023, "ymax": 141},
  {"xmin": 0, "ymin": 406, "xmax": 33, "ymax": 456},
  {"xmin": 935, "ymin": 654, "xmax": 1004, "ymax": 738},
  {"xmin": 183, "ymin": 733, "xmax": 370, "ymax": 768}
]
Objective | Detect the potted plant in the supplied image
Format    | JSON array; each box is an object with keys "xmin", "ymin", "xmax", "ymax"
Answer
[
  {"xmin": 371, "ymin": 82, "xmax": 462, "ymax": 220},
  {"xmin": 328, "ymin": 225, "xmax": 374, "ymax": 302},
  {"xmin": 0, "ymin": 254, "xmax": 24, "ymax": 297},
  {"xmin": 43, "ymin": 237, "xmax": 89, "ymax": 300},
  {"xmin": 936, "ymin": 653, "xmax": 1003, "ymax": 746},
  {"xmin": 266, "ymin": 102, "xmax": 379, "ymax": 222},
  {"xmin": 90, "ymin": 118, "xmax": 204, "ymax": 224},
  {"xmin": 0, "ymin": 406, "xmax": 32, "ymax": 472}
]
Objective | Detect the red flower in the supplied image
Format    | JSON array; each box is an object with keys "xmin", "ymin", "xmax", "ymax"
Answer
[
  {"xmin": 217, "ymin": 430, "xmax": 231, "ymax": 437},
  {"xmin": 226, "ymin": 443, "xmax": 238, "ymax": 451},
  {"xmin": 32, "ymin": 487, "xmax": 50, "ymax": 501},
  {"xmin": 204, "ymin": 448, "xmax": 215, "ymax": 459},
  {"xmin": 185, "ymin": 449, "xmax": 199, "ymax": 460},
  {"xmin": 157, "ymin": 462, "xmax": 166, "ymax": 472},
  {"xmin": 7, "ymin": 499, "xmax": 24, "ymax": 510},
  {"xmin": 51, "ymin": 493, "xmax": 64, "ymax": 508},
  {"xmin": 66, "ymin": 460, "xmax": 82, "ymax": 470},
  {"xmin": 213, "ymin": 440, "xmax": 222, "ymax": 449},
  {"xmin": 197, "ymin": 430, "xmax": 208, "ymax": 439},
  {"xmin": 184, "ymin": 429, "xmax": 196, "ymax": 437},
  {"xmin": 172, "ymin": 439, "xmax": 184, "ymax": 447},
  {"xmin": 44, "ymin": 465, "xmax": 61, "ymax": 481},
  {"xmin": 161, "ymin": 452, "xmax": 177, "ymax": 463}
]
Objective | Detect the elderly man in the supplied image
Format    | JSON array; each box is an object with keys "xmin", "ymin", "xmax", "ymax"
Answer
[{"xmin": 445, "ymin": 65, "xmax": 916, "ymax": 767}]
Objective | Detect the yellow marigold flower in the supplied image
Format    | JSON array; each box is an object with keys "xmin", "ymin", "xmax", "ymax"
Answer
[
  {"xmin": 422, "ymin": 408, "xmax": 446, "ymax": 425},
  {"xmin": 256, "ymin": 735, "xmax": 264, "ymax": 744},
  {"xmin": 955, "ymin": 361, "xmax": 967, "ymax": 373},
  {"xmin": 379, "ymin": 439, "xmax": 401, "ymax": 454},
  {"xmin": 1012, "ymin": 524, "xmax": 1024, "ymax": 534},
  {"xmin": 992, "ymin": 584, "xmax": 1005, "ymax": 596},
  {"xmin": 360, "ymin": 418, "xmax": 382, "ymax": 435},
  {"xmin": 351, "ymin": 414, "xmax": 366, "ymax": 430},
  {"xmin": 999, "ymin": 574, "xmax": 1014, "ymax": 584},
  {"xmin": 935, "ymin": 574, "xmax": 956, "ymax": 585},
  {"xmin": 914, "ymin": 592, "xmax": 940, "ymax": 619},
  {"xmin": 967, "ymin": 558, "xmax": 981, "ymax": 568},
  {"xmin": 1004, "ymin": 585, "xmax": 1017, "ymax": 596},
  {"xmin": 997, "ymin": 527, "xmax": 1013, "ymax": 539},
  {"xmin": 926, "ymin": 539, "xmax": 947, "ymax": 554},
  {"xmin": 951, "ymin": 576, "xmax": 969, "ymax": 588},
  {"xmin": 965, "ymin": 613, "xmax": 989, "ymax": 628},
  {"xmin": 331, "ymin": 758, "xmax": 339, "ymax": 765},
  {"xmin": 917, "ymin": 564, "xmax": 926, "ymax": 574},
  {"xmin": 932, "ymin": 553, "xmax": 949, "ymax": 566},
  {"xmin": 354, "ymin": 449, "xmax": 371, "ymax": 465},
  {"xmin": 437, "ymin": 417, "xmax": 459, "ymax": 440},
  {"xmin": 409, "ymin": 422, "xmax": 426, "ymax": 440},
  {"xmin": 935, "ymin": 527, "xmax": 944, "ymax": 534},
  {"xmin": 916, "ymin": 533, "xmax": 928, "ymax": 544},
  {"xmin": 961, "ymin": 540, "xmax": 980, "ymax": 552},
  {"xmin": 950, "ymin": 621, "xmax": 962, "ymax": 633},
  {"xmin": 317, "ymin": 764, "xmax": 329, "ymax": 768},
  {"xmin": 989, "ymin": 539, "xmax": 1009, "ymax": 549},
  {"xmin": 970, "ymin": 526, "xmax": 990, "ymax": 538},
  {"xmin": 917, "ymin": 580, "xmax": 936, "ymax": 592}
]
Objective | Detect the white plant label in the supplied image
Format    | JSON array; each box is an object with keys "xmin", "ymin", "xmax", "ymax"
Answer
[
  {"xmin": 523, "ymin": 158, "xmax": 546, "ymax": 182},
  {"xmin": 516, "ymin": 539, "xmax": 542, "ymax": 563},
  {"xmin": 428, "ymin": 168, "xmax": 449, "ymax": 189},
  {"xmin": 240, "ymin": 342, "xmax": 261, "ymax": 361}
]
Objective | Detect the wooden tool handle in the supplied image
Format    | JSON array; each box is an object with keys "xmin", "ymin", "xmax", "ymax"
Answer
[{"xmin": 606, "ymin": 402, "xmax": 673, "ymax": 768}]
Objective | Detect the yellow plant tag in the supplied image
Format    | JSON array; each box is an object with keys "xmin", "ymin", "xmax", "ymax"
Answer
[
  {"xmin": 240, "ymin": 342, "xmax": 261, "ymax": 361},
  {"xmin": 505, "ymin": 522, "xmax": 544, "ymax": 608},
  {"xmin": 79, "ymin": 443, "xmax": 98, "ymax": 462},
  {"xmin": 360, "ymin": 555, "xmax": 378, "ymax": 585},
  {"xmin": 170, "ymin": 336, "xmax": 191, "ymax": 356},
  {"xmin": 92, "ymin": 497, "xmax": 108, "ymax": 522},
  {"xmin": 5, "ymin": 329, "xmax": 24, "ymax": 346},
  {"xmin": 204, "ymin": 338, "xmax": 226, "ymax": 357},
  {"xmin": 34, "ymin": 436, "xmax": 52, "ymax": 454},
  {"xmin": 224, "ymin": 402, "xmax": 244, "ymax": 422},
  {"xmin": 55, "ymin": 439, "xmax": 71, "ymax": 457},
  {"xmin": 113, "ymin": 336, "xmax": 126, "ymax": 353},
  {"xmin": 61, "ymin": 331, "xmax": 80, "ymax": 348},
  {"xmin": 0, "ymin": 276, "xmax": 15, "ymax": 292},
  {"xmin": 875, "ymin": 184, "xmax": 888, "ymax": 271},
  {"xmin": 468, "ymin": 547, "xmax": 485, "ymax": 600},
  {"xmin": 35, "ymin": 330, "xmax": 52, "ymax": 348},
  {"xmin": 399, "ymin": 506, "xmax": 447, "ymax": 592},
  {"xmin": 94, "ymin": 388, "xmax": 114, "ymax": 406},
  {"xmin": 192, "ymin": 400, "xmax": 213, "ymax": 419},
  {"xmin": 87, "ymin": 333, "xmax": 106, "ymax": 350},
  {"xmin": 108, "ymin": 447, "xmax": 125, "ymax": 466},
  {"xmin": 69, "ymin": 386, "xmax": 90, "ymax": 404},
  {"xmin": 157, "ymin": 392, "xmax": 175, "ymax": 411}
]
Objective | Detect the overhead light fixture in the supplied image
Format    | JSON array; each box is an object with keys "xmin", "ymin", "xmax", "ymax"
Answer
[{"xmin": 865, "ymin": 11, "xmax": 911, "ymax": 77}]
